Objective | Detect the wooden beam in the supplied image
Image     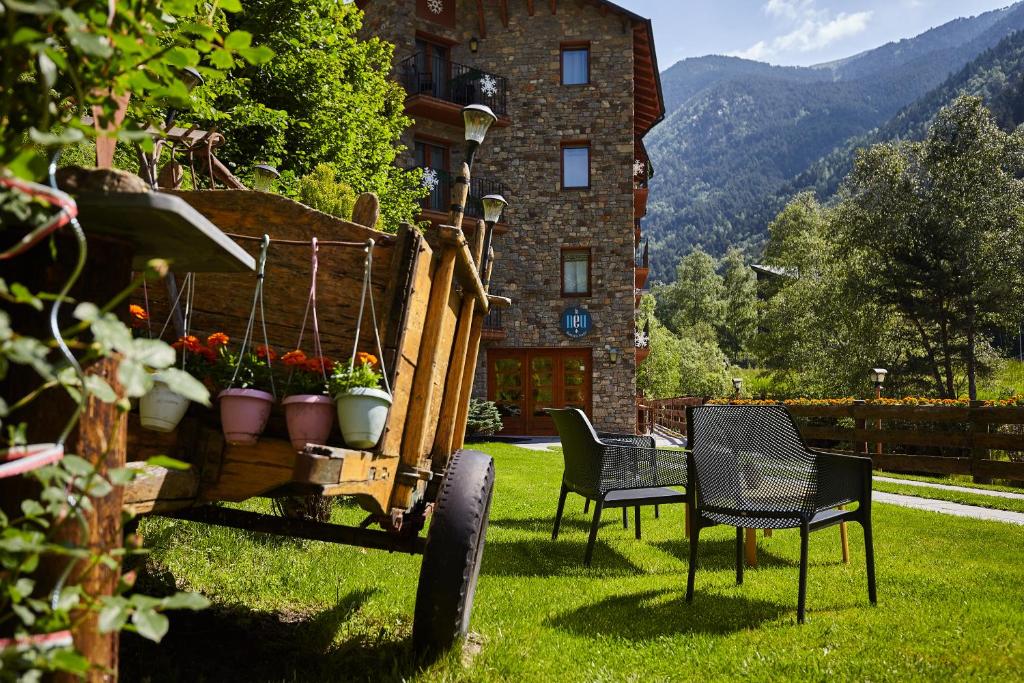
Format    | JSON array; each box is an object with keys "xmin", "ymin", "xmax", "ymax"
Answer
[
  {"xmin": 437, "ymin": 225, "xmax": 489, "ymax": 315},
  {"xmin": 476, "ymin": 0, "xmax": 487, "ymax": 38},
  {"xmin": 122, "ymin": 462, "xmax": 198, "ymax": 515},
  {"xmin": 500, "ymin": 0, "xmax": 509, "ymax": 27},
  {"xmin": 551, "ymin": 0, "xmax": 556, "ymax": 14},
  {"xmin": 527, "ymin": 0, "xmax": 535, "ymax": 15}
]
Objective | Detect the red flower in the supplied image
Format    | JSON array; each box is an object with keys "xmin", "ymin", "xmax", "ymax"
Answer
[
  {"xmin": 197, "ymin": 345, "xmax": 217, "ymax": 363},
  {"xmin": 255, "ymin": 344, "xmax": 277, "ymax": 361},
  {"xmin": 207, "ymin": 332, "xmax": 230, "ymax": 347},
  {"xmin": 304, "ymin": 356, "xmax": 331, "ymax": 374},
  {"xmin": 173, "ymin": 335, "xmax": 202, "ymax": 353},
  {"xmin": 129, "ymin": 304, "xmax": 149, "ymax": 329},
  {"xmin": 282, "ymin": 349, "xmax": 308, "ymax": 367}
]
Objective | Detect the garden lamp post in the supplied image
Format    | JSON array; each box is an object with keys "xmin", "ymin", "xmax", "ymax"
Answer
[
  {"xmin": 870, "ymin": 367, "xmax": 887, "ymax": 455},
  {"xmin": 252, "ymin": 164, "xmax": 280, "ymax": 193},
  {"xmin": 479, "ymin": 193, "xmax": 507, "ymax": 281},
  {"xmin": 450, "ymin": 103, "xmax": 497, "ymax": 231},
  {"xmin": 165, "ymin": 66, "xmax": 205, "ymax": 128},
  {"xmin": 732, "ymin": 377, "xmax": 743, "ymax": 397}
]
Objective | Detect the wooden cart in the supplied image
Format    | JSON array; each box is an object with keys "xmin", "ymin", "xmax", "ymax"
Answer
[{"xmin": 120, "ymin": 188, "xmax": 508, "ymax": 654}]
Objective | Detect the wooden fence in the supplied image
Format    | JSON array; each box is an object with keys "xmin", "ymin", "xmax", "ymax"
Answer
[{"xmin": 637, "ymin": 397, "xmax": 1024, "ymax": 484}]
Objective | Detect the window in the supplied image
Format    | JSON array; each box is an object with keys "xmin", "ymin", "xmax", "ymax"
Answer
[
  {"xmin": 561, "ymin": 44, "xmax": 590, "ymax": 85},
  {"xmin": 415, "ymin": 138, "xmax": 451, "ymax": 213},
  {"xmin": 562, "ymin": 144, "xmax": 590, "ymax": 189},
  {"xmin": 562, "ymin": 249, "xmax": 591, "ymax": 296},
  {"xmin": 414, "ymin": 37, "xmax": 451, "ymax": 99}
]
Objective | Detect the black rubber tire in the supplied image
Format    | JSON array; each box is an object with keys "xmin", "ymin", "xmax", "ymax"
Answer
[{"xmin": 412, "ymin": 449, "xmax": 495, "ymax": 656}]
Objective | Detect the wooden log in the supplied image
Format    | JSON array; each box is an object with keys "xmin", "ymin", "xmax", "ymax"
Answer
[
  {"xmin": 437, "ymin": 225, "xmax": 490, "ymax": 315},
  {"xmin": 351, "ymin": 193, "xmax": 380, "ymax": 229},
  {"xmin": 802, "ymin": 426, "xmax": 973, "ymax": 450},
  {"xmin": 973, "ymin": 459, "xmax": 1024, "ymax": 482},
  {"xmin": 970, "ymin": 400, "xmax": 993, "ymax": 484}
]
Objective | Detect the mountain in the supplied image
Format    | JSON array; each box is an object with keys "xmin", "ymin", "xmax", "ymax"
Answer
[{"xmin": 645, "ymin": 2, "xmax": 1024, "ymax": 281}]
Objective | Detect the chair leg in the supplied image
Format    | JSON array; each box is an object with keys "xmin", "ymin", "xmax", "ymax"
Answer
[
  {"xmin": 798, "ymin": 521, "xmax": 810, "ymax": 624},
  {"xmin": 584, "ymin": 499, "xmax": 604, "ymax": 567},
  {"xmin": 583, "ymin": 499, "xmax": 590, "ymax": 514},
  {"xmin": 735, "ymin": 527, "xmax": 744, "ymax": 585},
  {"xmin": 634, "ymin": 506, "xmax": 641, "ymax": 540},
  {"xmin": 552, "ymin": 484, "xmax": 569, "ymax": 541},
  {"xmin": 864, "ymin": 516, "xmax": 877, "ymax": 605},
  {"xmin": 654, "ymin": 504, "xmax": 660, "ymax": 519},
  {"xmin": 622, "ymin": 507, "xmax": 628, "ymax": 529},
  {"xmin": 686, "ymin": 521, "xmax": 701, "ymax": 602}
]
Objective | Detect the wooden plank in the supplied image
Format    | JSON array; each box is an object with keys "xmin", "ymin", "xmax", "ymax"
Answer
[
  {"xmin": 973, "ymin": 459, "xmax": 1024, "ymax": 482},
  {"xmin": 476, "ymin": 0, "xmax": 487, "ymax": 38},
  {"xmin": 802, "ymin": 426, "xmax": 972, "ymax": 449},
  {"xmin": 432, "ymin": 220, "xmax": 486, "ymax": 465},
  {"xmin": 425, "ymin": 290, "xmax": 462, "ymax": 454},
  {"xmin": 872, "ymin": 453, "xmax": 972, "ymax": 475},
  {"xmin": 200, "ymin": 437, "xmax": 298, "ymax": 502},
  {"xmin": 122, "ymin": 462, "xmax": 199, "ymax": 515},
  {"xmin": 744, "ymin": 528, "xmax": 757, "ymax": 567},
  {"xmin": 973, "ymin": 431, "xmax": 1024, "ymax": 451},
  {"xmin": 399, "ymin": 244, "xmax": 458, "ymax": 479},
  {"xmin": 971, "ymin": 406, "xmax": 1024, "ymax": 424},
  {"xmin": 452, "ymin": 230, "xmax": 495, "ymax": 452}
]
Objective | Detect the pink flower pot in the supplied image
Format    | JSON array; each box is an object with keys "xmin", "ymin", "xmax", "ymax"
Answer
[
  {"xmin": 218, "ymin": 388, "xmax": 274, "ymax": 446},
  {"xmin": 283, "ymin": 394, "xmax": 335, "ymax": 451}
]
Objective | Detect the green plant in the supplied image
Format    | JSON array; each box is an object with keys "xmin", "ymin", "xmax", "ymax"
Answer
[
  {"xmin": 280, "ymin": 350, "xmax": 332, "ymax": 396},
  {"xmin": 0, "ymin": 0, "xmax": 272, "ymax": 181},
  {"xmin": 211, "ymin": 343, "xmax": 277, "ymax": 394},
  {"xmin": 466, "ymin": 399, "xmax": 503, "ymax": 438},
  {"xmin": 297, "ymin": 164, "xmax": 356, "ymax": 220},
  {"xmin": 328, "ymin": 353, "xmax": 383, "ymax": 396}
]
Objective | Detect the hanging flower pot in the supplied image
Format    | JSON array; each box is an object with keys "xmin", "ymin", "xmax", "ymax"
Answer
[
  {"xmin": 139, "ymin": 374, "xmax": 190, "ymax": 433},
  {"xmin": 283, "ymin": 395, "xmax": 335, "ymax": 451},
  {"xmin": 336, "ymin": 387, "xmax": 392, "ymax": 449},
  {"xmin": 218, "ymin": 388, "xmax": 274, "ymax": 446}
]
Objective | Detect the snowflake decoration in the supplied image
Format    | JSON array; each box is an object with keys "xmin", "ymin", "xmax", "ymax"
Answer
[
  {"xmin": 427, "ymin": 0, "xmax": 444, "ymax": 14},
  {"xmin": 633, "ymin": 159, "xmax": 646, "ymax": 178},
  {"xmin": 421, "ymin": 167, "xmax": 439, "ymax": 191},
  {"xmin": 479, "ymin": 74, "xmax": 499, "ymax": 98},
  {"xmin": 635, "ymin": 329, "xmax": 650, "ymax": 348}
]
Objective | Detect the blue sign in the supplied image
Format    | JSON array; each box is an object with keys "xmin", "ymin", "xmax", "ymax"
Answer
[{"xmin": 561, "ymin": 306, "xmax": 592, "ymax": 339}]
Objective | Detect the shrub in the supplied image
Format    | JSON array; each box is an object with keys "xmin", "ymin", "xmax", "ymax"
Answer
[
  {"xmin": 467, "ymin": 399, "xmax": 503, "ymax": 438},
  {"xmin": 297, "ymin": 163, "xmax": 357, "ymax": 220}
]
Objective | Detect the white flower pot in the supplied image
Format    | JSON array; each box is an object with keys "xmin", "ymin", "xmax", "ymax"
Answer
[
  {"xmin": 140, "ymin": 377, "xmax": 190, "ymax": 433},
  {"xmin": 336, "ymin": 387, "xmax": 392, "ymax": 449}
]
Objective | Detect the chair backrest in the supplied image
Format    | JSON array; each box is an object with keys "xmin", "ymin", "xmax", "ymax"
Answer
[
  {"xmin": 687, "ymin": 404, "xmax": 816, "ymax": 514},
  {"xmin": 547, "ymin": 408, "xmax": 603, "ymax": 495}
]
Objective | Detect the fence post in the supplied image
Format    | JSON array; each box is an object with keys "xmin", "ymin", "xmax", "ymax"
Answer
[
  {"xmin": 969, "ymin": 400, "xmax": 992, "ymax": 484},
  {"xmin": 853, "ymin": 399, "xmax": 869, "ymax": 457}
]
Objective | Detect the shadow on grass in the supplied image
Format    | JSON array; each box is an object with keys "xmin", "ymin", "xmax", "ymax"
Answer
[
  {"xmin": 654, "ymin": 538, "xmax": 800, "ymax": 569},
  {"xmin": 547, "ymin": 588, "xmax": 787, "ymax": 639},
  {"xmin": 490, "ymin": 509, "xmax": 684, "ymax": 536},
  {"xmin": 481, "ymin": 539, "xmax": 643, "ymax": 576},
  {"xmin": 120, "ymin": 583, "xmax": 420, "ymax": 683}
]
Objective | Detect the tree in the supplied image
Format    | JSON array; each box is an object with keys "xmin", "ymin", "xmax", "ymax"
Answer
[
  {"xmin": 836, "ymin": 95, "xmax": 1024, "ymax": 399},
  {"xmin": 718, "ymin": 248, "xmax": 757, "ymax": 360},
  {"xmin": 658, "ymin": 248, "xmax": 725, "ymax": 339},
  {"xmin": 637, "ymin": 294, "xmax": 728, "ymax": 399},
  {"xmin": 187, "ymin": 1, "xmax": 424, "ymax": 230}
]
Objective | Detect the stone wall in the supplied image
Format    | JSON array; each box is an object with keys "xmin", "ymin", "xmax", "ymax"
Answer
[{"xmin": 361, "ymin": 0, "xmax": 641, "ymax": 433}]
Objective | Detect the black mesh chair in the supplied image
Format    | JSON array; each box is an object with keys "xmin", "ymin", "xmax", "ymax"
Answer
[
  {"xmin": 547, "ymin": 408, "xmax": 687, "ymax": 566},
  {"xmin": 684, "ymin": 404, "xmax": 876, "ymax": 623}
]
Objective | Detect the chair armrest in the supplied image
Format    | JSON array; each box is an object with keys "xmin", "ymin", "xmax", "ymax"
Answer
[
  {"xmin": 598, "ymin": 431, "xmax": 656, "ymax": 449},
  {"xmin": 812, "ymin": 449, "xmax": 872, "ymax": 508},
  {"xmin": 599, "ymin": 445, "xmax": 687, "ymax": 492}
]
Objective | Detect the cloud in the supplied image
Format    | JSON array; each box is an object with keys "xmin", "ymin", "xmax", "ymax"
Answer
[{"xmin": 733, "ymin": 2, "xmax": 873, "ymax": 61}]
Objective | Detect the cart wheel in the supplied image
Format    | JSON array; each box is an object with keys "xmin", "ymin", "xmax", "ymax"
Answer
[{"xmin": 413, "ymin": 449, "xmax": 494, "ymax": 656}]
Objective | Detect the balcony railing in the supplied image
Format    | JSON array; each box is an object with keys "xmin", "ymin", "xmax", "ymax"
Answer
[
  {"xmin": 399, "ymin": 54, "xmax": 509, "ymax": 117},
  {"xmin": 414, "ymin": 167, "xmax": 511, "ymax": 223},
  {"xmin": 482, "ymin": 306, "xmax": 506, "ymax": 341}
]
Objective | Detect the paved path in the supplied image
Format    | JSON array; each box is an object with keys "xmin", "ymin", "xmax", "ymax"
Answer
[
  {"xmin": 874, "ymin": 491, "xmax": 1024, "ymax": 525},
  {"xmin": 874, "ymin": 475, "xmax": 1024, "ymax": 500}
]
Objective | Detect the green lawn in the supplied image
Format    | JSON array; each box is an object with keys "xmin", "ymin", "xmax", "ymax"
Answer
[
  {"xmin": 873, "ymin": 478, "xmax": 1024, "ymax": 514},
  {"xmin": 125, "ymin": 443, "xmax": 1024, "ymax": 682}
]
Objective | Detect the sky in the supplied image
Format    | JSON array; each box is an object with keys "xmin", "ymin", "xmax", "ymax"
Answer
[{"xmin": 615, "ymin": 0, "xmax": 1019, "ymax": 70}]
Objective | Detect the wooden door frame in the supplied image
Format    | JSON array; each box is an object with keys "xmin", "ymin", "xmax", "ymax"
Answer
[{"xmin": 487, "ymin": 347, "xmax": 593, "ymax": 436}]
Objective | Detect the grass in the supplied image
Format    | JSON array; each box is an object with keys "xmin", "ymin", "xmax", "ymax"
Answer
[
  {"xmin": 874, "ymin": 471, "xmax": 1024, "ymax": 495},
  {"xmin": 124, "ymin": 442, "xmax": 1024, "ymax": 682}
]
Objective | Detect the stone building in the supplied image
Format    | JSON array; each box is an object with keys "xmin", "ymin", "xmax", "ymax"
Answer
[{"xmin": 357, "ymin": 0, "xmax": 663, "ymax": 434}]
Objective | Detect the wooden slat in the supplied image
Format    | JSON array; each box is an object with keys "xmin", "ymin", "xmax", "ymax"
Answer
[
  {"xmin": 438, "ymin": 225, "xmax": 489, "ymax": 314},
  {"xmin": 973, "ymin": 431, "xmax": 1024, "ymax": 451},
  {"xmin": 425, "ymin": 290, "xmax": 462, "ymax": 454},
  {"xmin": 973, "ymin": 459, "xmax": 1024, "ymax": 482},
  {"xmin": 872, "ymin": 454, "xmax": 972, "ymax": 475},
  {"xmin": 801, "ymin": 426, "xmax": 972, "ymax": 449}
]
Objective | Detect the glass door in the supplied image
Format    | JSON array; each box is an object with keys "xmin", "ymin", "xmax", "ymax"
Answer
[
  {"xmin": 415, "ymin": 38, "xmax": 450, "ymax": 99},
  {"xmin": 414, "ymin": 140, "xmax": 450, "ymax": 213},
  {"xmin": 527, "ymin": 356, "xmax": 557, "ymax": 434},
  {"xmin": 491, "ymin": 355, "xmax": 525, "ymax": 434},
  {"xmin": 489, "ymin": 349, "xmax": 592, "ymax": 435}
]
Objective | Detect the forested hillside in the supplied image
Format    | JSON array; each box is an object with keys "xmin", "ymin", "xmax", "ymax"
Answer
[{"xmin": 645, "ymin": 2, "xmax": 1024, "ymax": 281}]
